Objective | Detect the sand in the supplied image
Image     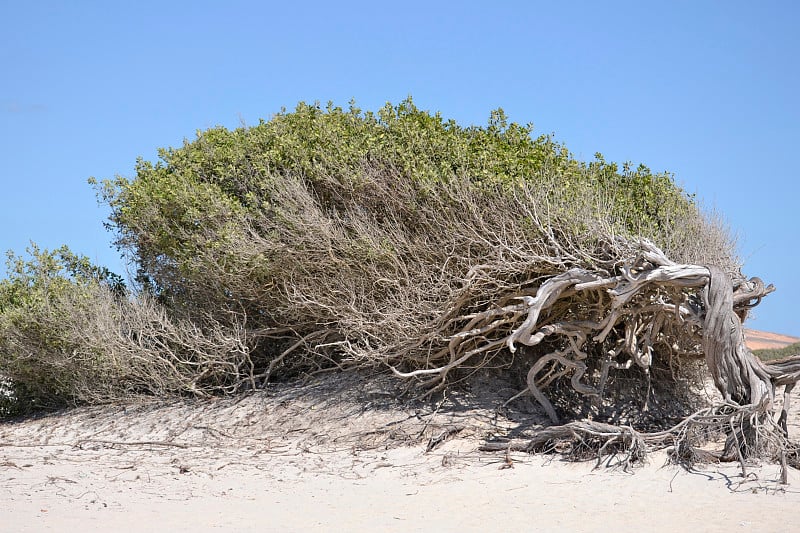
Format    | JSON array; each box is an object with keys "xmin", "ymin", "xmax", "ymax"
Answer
[
  {"xmin": 744, "ymin": 329, "xmax": 800, "ymax": 351},
  {"xmin": 2, "ymin": 373, "xmax": 800, "ymax": 532}
]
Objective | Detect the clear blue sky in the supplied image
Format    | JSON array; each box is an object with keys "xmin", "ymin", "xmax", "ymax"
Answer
[{"xmin": 2, "ymin": 1, "xmax": 798, "ymax": 335}]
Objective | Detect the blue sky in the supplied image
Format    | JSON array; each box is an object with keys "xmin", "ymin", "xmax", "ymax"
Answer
[{"xmin": 1, "ymin": 1, "xmax": 798, "ymax": 335}]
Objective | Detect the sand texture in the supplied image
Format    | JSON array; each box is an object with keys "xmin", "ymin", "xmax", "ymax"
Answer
[{"xmin": 2, "ymin": 372, "xmax": 800, "ymax": 532}]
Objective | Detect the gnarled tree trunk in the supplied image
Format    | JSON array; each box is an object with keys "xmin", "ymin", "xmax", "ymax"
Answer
[
  {"xmin": 703, "ymin": 266, "xmax": 773, "ymax": 407},
  {"xmin": 396, "ymin": 239, "xmax": 800, "ymax": 470}
]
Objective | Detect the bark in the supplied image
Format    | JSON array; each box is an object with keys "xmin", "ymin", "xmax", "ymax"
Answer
[{"xmin": 702, "ymin": 266, "xmax": 773, "ymax": 407}]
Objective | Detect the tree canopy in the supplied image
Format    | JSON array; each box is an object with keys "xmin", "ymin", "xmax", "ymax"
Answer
[{"xmin": 91, "ymin": 99, "xmax": 734, "ymax": 379}]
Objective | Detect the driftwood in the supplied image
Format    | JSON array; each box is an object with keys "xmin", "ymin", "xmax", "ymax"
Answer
[{"xmin": 393, "ymin": 239, "xmax": 800, "ymax": 470}]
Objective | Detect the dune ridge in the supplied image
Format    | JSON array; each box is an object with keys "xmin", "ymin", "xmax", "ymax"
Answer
[{"xmin": 745, "ymin": 328, "xmax": 800, "ymax": 351}]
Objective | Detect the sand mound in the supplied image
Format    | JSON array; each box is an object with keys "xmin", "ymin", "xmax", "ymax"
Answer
[{"xmin": 3, "ymin": 372, "xmax": 800, "ymax": 531}]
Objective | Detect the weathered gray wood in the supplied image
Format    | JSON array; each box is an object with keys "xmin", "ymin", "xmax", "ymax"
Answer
[
  {"xmin": 702, "ymin": 265, "xmax": 773, "ymax": 406},
  {"xmin": 395, "ymin": 238, "xmax": 800, "ymax": 469}
]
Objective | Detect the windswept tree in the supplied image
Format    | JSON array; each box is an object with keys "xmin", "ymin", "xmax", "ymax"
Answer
[{"xmin": 3, "ymin": 99, "xmax": 799, "ymax": 471}]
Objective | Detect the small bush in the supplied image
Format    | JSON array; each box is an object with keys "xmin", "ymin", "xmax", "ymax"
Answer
[{"xmin": 0, "ymin": 246, "xmax": 256, "ymax": 415}]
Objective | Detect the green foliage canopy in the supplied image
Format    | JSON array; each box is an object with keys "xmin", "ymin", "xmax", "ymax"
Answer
[{"xmin": 97, "ymin": 99, "xmax": 698, "ymax": 314}]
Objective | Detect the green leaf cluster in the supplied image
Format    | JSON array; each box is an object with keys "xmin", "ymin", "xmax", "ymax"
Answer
[
  {"xmin": 0, "ymin": 245, "xmax": 124, "ymax": 311},
  {"xmin": 99, "ymin": 98, "xmax": 697, "ymax": 306}
]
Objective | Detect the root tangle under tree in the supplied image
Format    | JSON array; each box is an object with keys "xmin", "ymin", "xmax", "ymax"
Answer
[{"xmin": 393, "ymin": 239, "xmax": 800, "ymax": 472}]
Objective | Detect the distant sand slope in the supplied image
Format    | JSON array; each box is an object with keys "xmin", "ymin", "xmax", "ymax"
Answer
[{"xmin": 745, "ymin": 328, "xmax": 800, "ymax": 351}]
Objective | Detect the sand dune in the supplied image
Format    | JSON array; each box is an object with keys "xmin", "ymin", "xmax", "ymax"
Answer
[{"xmin": 745, "ymin": 329, "xmax": 800, "ymax": 351}]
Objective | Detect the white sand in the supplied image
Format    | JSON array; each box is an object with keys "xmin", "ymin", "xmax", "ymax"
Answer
[{"xmin": 2, "ymin": 376, "xmax": 799, "ymax": 532}]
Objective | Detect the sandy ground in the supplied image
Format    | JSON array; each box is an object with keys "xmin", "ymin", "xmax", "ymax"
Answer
[
  {"xmin": 744, "ymin": 329, "xmax": 800, "ymax": 351},
  {"xmin": 2, "ymin": 373, "xmax": 800, "ymax": 532}
]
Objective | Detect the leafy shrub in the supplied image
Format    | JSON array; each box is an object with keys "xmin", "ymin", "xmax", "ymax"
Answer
[
  {"xmin": 0, "ymin": 246, "xmax": 254, "ymax": 415},
  {"xmin": 0, "ymin": 245, "xmax": 122, "ymax": 411}
]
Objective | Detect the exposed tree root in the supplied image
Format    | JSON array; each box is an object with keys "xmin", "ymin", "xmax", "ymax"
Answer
[{"xmin": 395, "ymin": 238, "xmax": 800, "ymax": 473}]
